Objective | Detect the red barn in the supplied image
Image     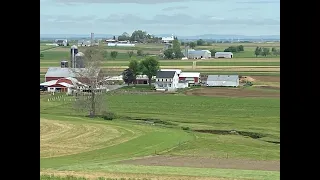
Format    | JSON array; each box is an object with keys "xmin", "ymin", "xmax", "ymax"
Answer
[{"xmin": 178, "ymin": 72, "xmax": 201, "ymax": 85}]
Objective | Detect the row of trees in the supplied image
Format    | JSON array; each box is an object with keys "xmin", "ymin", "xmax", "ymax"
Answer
[
  {"xmin": 102, "ymin": 49, "xmax": 146, "ymax": 60},
  {"xmin": 254, "ymin": 47, "xmax": 280, "ymax": 57},
  {"xmin": 122, "ymin": 57, "xmax": 159, "ymax": 87},
  {"xmin": 163, "ymin": 40, "xmax": 184, "ymax": 59},
  {"xmin": 224, "ymin": 45, "xmax": 244, "ymax": 52}
]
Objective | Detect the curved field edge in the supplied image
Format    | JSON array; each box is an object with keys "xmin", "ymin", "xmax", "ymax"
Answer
[
  {"xmin": 40, "ymin": 165, "xmax": 280, "ymax": 180},
  {"xmin": 40, "ymin": 115, "xmax": 194, "ymax": 169}
]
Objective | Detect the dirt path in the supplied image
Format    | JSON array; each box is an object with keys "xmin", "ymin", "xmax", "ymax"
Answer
[
  {"xmin": 119, "ymin": 155, "xmax": 280, "ymax": 171},
  {"xmin": 185, "ymin": 87, "xmax": 279, "ymax": 98}
]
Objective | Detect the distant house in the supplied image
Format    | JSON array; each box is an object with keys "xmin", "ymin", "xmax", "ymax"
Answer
[
  {"xmin": 185, "ymin": 50, "xmax": 211, "ymax": 59},
  {"xmin": 136, "ymin": 75, "xmax": 150, "ymax": 84},
  {"xmin": 161, "ymin": 36, "xmax": 174, "ymax": 43},
  {"xmin": 215, "ymin": 52, "xmax": 233, "ymax": 58},
  {"xmin": 206, "ymin": 75, "xmax": 239, "ymax": 87},
  {"xmin": 55, "ymin": 39, "xmax": 68, "ymax": 46},
  {"xmin": 78, "ymin": 40, "xmax": 92, "ymax": 47},
  {"xmin": 155, "ymin": 71, "xmax": 179, "ymax": 91},
  {"xmin": 179, "ymin": 72, "xmax": 201, "ymax": 85}
]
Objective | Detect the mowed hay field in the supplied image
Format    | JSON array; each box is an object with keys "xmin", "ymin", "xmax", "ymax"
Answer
[
  {"xmin": 39, "ymin": 42, "xmax": 280, "ymax": 82},
  {"xmin": 40, "ymin": 83, "xmax": 280, "ymax": 180}
]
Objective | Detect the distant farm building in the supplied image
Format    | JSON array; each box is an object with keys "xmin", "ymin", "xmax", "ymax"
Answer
[
  {"xmin": 206, "ymin": 75, "xmax": 239, "ymax": 87},
  {"xmin": 155, "ymin": 71, "xmax": 179, "ymax": 91},
  {"xmin": 215, "ymin": 52, "xmax": 233, "ymax": 58},
  {"xmin": 44, "ymin": 67, "xmax": 101, "ymax": 83},
  {"xmin": 40, "ymin": 77, "xmax": 87, "ymax": 94},
  {"xmin": 161, "ymin": 35, "xmax": 174, "ymax": 43},
  {"xmin": 55, "ymin": 39, "xmax": 68, "ymax": 46},
  {"xmin": 179, "ymin": 72, "xmax": 201, "ymax": 85},
  {"xmin": 107, "ymin": 43, "xmax": 135, "ymax": 47},
  {"xmin": 136, "ymin": 75, "xmax": 150, "ymax": 84},
  {"xmin": 184, "ymin": 49, "xmax": 211, "ymax": 59}
]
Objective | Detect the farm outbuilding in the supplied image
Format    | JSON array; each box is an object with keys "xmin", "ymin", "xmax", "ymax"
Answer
[
  {"xmin": 186, "ymin": 50, "xmax": 211, "ymax": 59},
  {"xmin": 179, "ymin": 72, "xmax": 201, "ymax": 85},
  {"xmin": 45, "ymin": 67, "xmax": 101, "ymax": 83},
  {"xmin": 215, "ymin": 52, "xmax": 233, "ymax": 58},
  {"xmin": 206, "ymin": 75, "xmax": 239, "ymax": 87}
]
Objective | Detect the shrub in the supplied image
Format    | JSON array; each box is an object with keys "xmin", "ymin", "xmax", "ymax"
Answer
[
  {"xmin": 101, "ymin": 111, "xmax": 116, "ymax": 120},
  {"xmin": 181, "ymin": 126, "xmax": 190, "ymax": 130}
]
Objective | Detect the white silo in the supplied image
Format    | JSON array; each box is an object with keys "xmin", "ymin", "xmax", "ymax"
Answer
[
  {"xmin": 70, "ymin": 45, "xmax": 78, "ymax": 68},
  {"xmin": 75, "ymin": 52, "xmax": 85, "ymax": 68}
]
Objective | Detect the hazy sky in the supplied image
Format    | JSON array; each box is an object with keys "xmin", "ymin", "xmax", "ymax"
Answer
[{"xmin": 40, "ymin": 0, "xmax": 280, "ymax": 36}]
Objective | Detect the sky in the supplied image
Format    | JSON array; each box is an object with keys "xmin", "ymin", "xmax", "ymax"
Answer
[{"xmin": 40, "ymin": 0, "xmax": 280, "ymax": 36}]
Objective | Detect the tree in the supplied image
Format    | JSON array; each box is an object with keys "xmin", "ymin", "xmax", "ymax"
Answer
[
  {"xmin": 113, "ymin": 36, "xmax": 116, "ymax": 40},
  {"xmin": 71, "ymin": 46, "xmax": 107, "ymax": 118},
  {"xmin": 139, "ymin": 57, "xmax": 160, "ymax": 87},
  {"xmin": 196, "ymin": 39, "xmax": 205, "ymax": 46},
  {"xmin": 128, "ymin": 59, "xmax": 140, "ymax": 86},
  {"xmin": 40, "ymin": 53, "xmax": 44, "ymax": 58},
  {"xmin": 172, "ymin": 40, "xmax": 184, "ymax": 58},
  {"xmin": 110, "ymin": 51, "xmax": 118, "ymax": 59},
  {"xmin": 137, "ymin": 49, "xmax": 143, "ymax": 56},
  {"xmin": 127, "ymin": 51, "xmax": 134, "ymax": 58},
  {"xmin": 209, "ymin": 49, "xmax": 216, "ymax": 57},
  {"xmin": 254, "ymin": 47, "xmax": 262, "ymax": 57},
  {"xmin": 102, "ymin": 51, "xmax": 108, "ymax": 60},
  {"xmin": 271, "ymin": 47, "xmax": 279, "ymax": 56},
  {"xmin": 237, "ymin": 45, "xmax": 244, "ymax": 51},
  {"xmin": 261, "ymin": 48, "xmax": 270, "ymax": 57},
  {"xmin": 130, "ymin": 30, "xmax": 147, "ymax": 42},
  {"xmin": 122, "ymin": 68, "xmax": 134, "ymax": 86},
  {"xmin": 118, "ymin": 32, "xmax": 130, "ymax": 41},
  {"xmin": 189, "ymin": 42, "xmax": 196, "ymax": 49},
  {"xmin": 181, "ymin": 42, "xmax": 185, "ymax": 46},
  {"xmin": 224, "ymin": 46, "xmax": 238, "ymax": 52},
  {"xmin": 163, "ymin": 48, "xmax": 175, "ymax": 59}
]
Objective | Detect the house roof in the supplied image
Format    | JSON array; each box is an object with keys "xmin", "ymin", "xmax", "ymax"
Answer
[
  {"xmin": 179, "ymin": 72, "xmax": 201, "ymax": 78},
  {"xmin": 45, "ymin": 67, "xmax": 100, "ymax": 78},
  {"xmin": 156, "ymin": 71, "xmax": 176, "ymax": 78},
  {"xmin": 160, "ymin": 69, "xmax": 182, "ymax": 74},
  {"xmin": 188, "ymin": 50, "xmax": 211, "ymax": 55},
  {"xmin": 215, "ymin": 52, "xmax": 233, "ymax": 55},
  {"xmin": 207, "ymin": 75, "xmax": 239, "ymax": 81}
]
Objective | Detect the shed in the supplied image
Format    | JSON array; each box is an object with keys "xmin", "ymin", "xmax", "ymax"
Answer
[
  {"xmin": 206, "ymin": 75, "xmax": 239, "ymax": 87},
  {"xmin": 215, "ymin": 52, "xmax": 233, "ymax": 58},
  {"xmin": 179, "ymin": 72, "xmax": 201, "ymax": 84},
  {"xmin": 186, "ymin": 50, "xmax": 211, "ymax": 59}
]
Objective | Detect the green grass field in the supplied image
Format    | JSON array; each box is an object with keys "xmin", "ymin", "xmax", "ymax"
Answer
[{"xmin": 40, "ymin": 89, "xmax": 280, "ymax": 180}]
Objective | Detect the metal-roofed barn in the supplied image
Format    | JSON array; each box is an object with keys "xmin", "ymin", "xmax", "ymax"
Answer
[
  {"xmin": 186, "ymin": 50, "xmax": 211, "ymax": 59},
  {"xmin": 206, "ymin": 75, "xmax": 239, "ymax": 87},
  {"xmin": 44, "ymin": 67, "xmax": 101, "ymax": 82},
  {"xmin": 215, "ymin": 52, "xmax": 233, "ymax": 58}
]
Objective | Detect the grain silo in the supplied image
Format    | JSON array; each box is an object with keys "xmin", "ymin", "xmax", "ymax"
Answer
[
  {"xmin": 70, "ymin": 45, "xmax": 78, "ymax": 68},
  {"xmin": 75, "ymin": 52, "xmax": 85, "ymax": 68},
  {"xmin": 60, "ymin": 60, "xmax": 68, "ymax": 68}
]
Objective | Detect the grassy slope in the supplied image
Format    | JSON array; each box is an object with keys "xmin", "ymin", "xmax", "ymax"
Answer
[{"xmin": 40, "ymin": 92, "xmax": 279, "ymax": 179}]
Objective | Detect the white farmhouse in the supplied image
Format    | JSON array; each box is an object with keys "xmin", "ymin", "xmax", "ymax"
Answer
[{"xmin": 154, "ymin": 71, "xmax": 179, "ymax": 91}]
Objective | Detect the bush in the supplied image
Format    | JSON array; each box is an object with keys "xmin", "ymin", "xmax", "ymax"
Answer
[
  {"xmin": 181, "ymin": 126, "xmax": 190, "ymax": 130},
  {"xmin": 101, "ymin": 111, "xmax": 116, "ymax": 120}
]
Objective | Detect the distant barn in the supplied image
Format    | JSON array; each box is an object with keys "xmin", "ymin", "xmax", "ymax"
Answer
[
  {"xmin": 215, "ymin": 52, "xmax": 233, "ymax": 58},
  {"xmin": 206, "ymin": 75, "xmax": 239, "ymax": 87}
]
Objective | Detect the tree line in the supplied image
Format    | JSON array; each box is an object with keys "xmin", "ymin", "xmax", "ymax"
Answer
[{"xmin": 255, "ymin": 47, "xmax": 280, "ymax": 57}]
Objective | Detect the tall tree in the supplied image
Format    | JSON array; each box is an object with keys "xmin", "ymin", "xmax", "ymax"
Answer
[
  {"xmin": 254, "ymin": 47, "xmax": 262, "ymax": 57},
  {"xmin": 163, "ymin": 48, "xmax": 175, "ymax": 59},
  {"xmin": 71, "ymin": 46, "xmax": 107, "ymax": 118},
  {"xmin": 261, "ymin": 48, "xmax": 270, "ymax": 57},
  {"xmin": 196, "ymin": 39, "xmax": 205, "ymax": 46},
  {"xmin": 172, "ymin": 40, "xmax": 183, "ymax": 58},
  {"xmin": 189, "ymin": 42, "xmax": 196, "ymax": 49},
  {"xmin": 122, "ymin": 68, "xmax": 134, "ymax": 86},
  {"xmin": 130, "ymin": 30, "xmax": 147, "ymax": 42},
  {"xmin": 139, "ymin": 57, "xmax": 160, "ymax": 87},
  {"xmin": 128, "ymin": 59, "xmax": 140, "ymax": 86}
]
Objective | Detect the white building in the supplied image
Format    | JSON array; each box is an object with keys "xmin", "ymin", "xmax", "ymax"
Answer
[
  {"xmin": 206, "ymin": 75, "xmax": 239, "ymax": 87},
  {"xmin": 215, "ymin": 52, "xmax": 233, "ymax": 58},
  {"xmin": 154, "ymin": 71, "xmax": 179, "ymax": 91},
  {"xmin": 186, "ymin": 49, "xmax": 211, "ymax": 59},
  {"xmin": 55, "ymin": 39, "xmax": 68, "ymax": 46},
  {"xmin": 161, "ymin": 35, "xmax": 174, "ymax": 43}
]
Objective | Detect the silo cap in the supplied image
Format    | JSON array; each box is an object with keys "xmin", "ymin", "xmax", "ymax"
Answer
[{"xmin": 71, "ymin": 45, "xmax": 78, "ymax": 49}]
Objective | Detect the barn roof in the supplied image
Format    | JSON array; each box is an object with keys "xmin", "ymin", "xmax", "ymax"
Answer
[
  {"xmin": 207, "ymin": 75, "xmax": 239, "ymax": 81},
  {"xmin": 215, "ymin": 52, "xmax": 233, "ymax": 55},
  {"xmin": 156, "ymin": 71, "xmax": 176, "ymax": 78},
  {"xmin": 179, "ymin": 72, "xmax": 200, "ymax": 78},
  {"xmin": 40, "ymin": 80, "xmax": 58, "ymax": 86},
  {"xmin": 45, "ymin": 67, "xmax": 100, "ymax": 78},
  {"xmin": 160, "ymin": 69, "xmax": 181, "ymax": 74}
]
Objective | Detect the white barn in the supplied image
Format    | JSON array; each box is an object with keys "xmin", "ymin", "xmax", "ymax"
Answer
[
  {"xmin": 206, "ymin": 75, "xmax": 239, "ymax": 87},
  {"xmin": 215, "ymin": 52, "xmax": 233, "ymax": 58}
]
